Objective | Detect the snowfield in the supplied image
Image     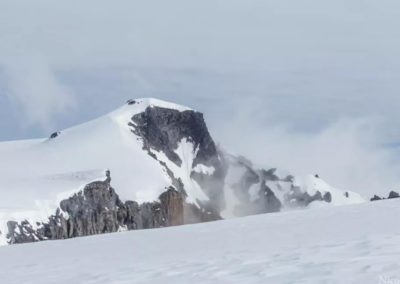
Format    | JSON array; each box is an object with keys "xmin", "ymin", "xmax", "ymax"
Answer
[{"xmin": 0, "ymin": 199, "xmax": 399, "ymax": 284}]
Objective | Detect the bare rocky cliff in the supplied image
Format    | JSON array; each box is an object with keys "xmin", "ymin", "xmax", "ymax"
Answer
[
  {"xmin": 130, "ymin": 104, "xmax": 226, "ymax": 212},
  {"xmin": 7, "ymin": 171, "xmax": 220, "ymax": 244}
]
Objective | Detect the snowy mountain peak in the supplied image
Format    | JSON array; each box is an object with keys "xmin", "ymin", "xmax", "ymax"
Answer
[
  {"xmin": 106, "ymin": 97, "xmax": 193, "ymax": 124},
  {"xmin": 0, "ymin": 98, "xmax": 365, "ymax": 245},
  {"xmin": 125, "ymin": 97, "xmax": 193, "ymax": 111}
]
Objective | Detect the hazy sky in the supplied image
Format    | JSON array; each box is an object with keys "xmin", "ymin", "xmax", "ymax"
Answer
[{"xmin": 1, "ymin": 0, "xmax": 400, "ymax": 196}]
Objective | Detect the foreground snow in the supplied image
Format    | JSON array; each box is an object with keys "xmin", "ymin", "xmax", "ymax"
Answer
[{"xmin": 0, "ymin": 200, "xmax": 399, "ymax": 284}]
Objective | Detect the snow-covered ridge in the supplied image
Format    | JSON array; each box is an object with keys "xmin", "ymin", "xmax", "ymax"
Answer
[{"xmin": 293, "ymin": 174, "xmax": 364, "ymax": 207}]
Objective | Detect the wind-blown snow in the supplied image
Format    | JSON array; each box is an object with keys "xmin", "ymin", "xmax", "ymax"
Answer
[
  {"xmin": 0, "ymin": 199, "xmax": 399, "ymax": 284},
  {"xmin": 193, "ymin": 164, "xmax": 215, "ymax": 175},
  {"xmin": 221, "ymin": 153, "xmax": 365, "ymax": 218},
  {"xmin": 0, "ymin": 98, "xmax": 195, "ymax": 244}
]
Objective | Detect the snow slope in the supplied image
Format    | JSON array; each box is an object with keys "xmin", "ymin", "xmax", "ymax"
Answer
[
  {"xmin": 0, "ymin": 199, "xmax": 398, "ymax": 284},
  {"xmin": 293, "ymin": 174, "xmax": 365, "ymax": 206}
]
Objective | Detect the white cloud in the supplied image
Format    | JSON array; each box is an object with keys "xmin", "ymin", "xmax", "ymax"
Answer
[
  {"xmin": 3, "ymin": 54, "xmax": 76, "ymax": 129},
  {"xmin": 0, "ymin": 0, "xmax": 400, "ymax": 196},
  {"xmin": 215, "ymin": 109, "xmax": 400, "ymax": 198}
]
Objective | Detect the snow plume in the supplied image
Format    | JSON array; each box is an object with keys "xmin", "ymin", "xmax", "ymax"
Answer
[
  {"xmin": 215, "ymin": 99, "xmax": 400, "ymax": 199},
  {"xmin": 3, "ymin": 54, "xmax": 76, "ymax": 130}
]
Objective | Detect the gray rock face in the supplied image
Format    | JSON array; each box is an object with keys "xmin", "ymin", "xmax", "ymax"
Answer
[
  {"xmin": 232, "ymin": 168, "xmax": 282, "ymax": 216},
  {"xmin": 130, "ymin": 106, "xmax": 226, "ymax": 211},
  {"xmin": 224, "ymin": 154, "xmax": 335, "ymax": 216},
  {"xmin": 6, "ymin": 173, "xmax": 218, "ymax": 245},
  {"xmin": 131, "ymin": 106, "xmax": 218, "ymax": 168},
  {"xmin": 370, "ymin": 191, "xmax": 399, "ymax": 201},
  {"xmin": 229, "ymin": 158, "xmax": 261, "ymax": 205},
  {"xmin": 388, "ymin": 191, "xmax": 400, "ymax": 199},
  {"xmin": 323, "ymin": 192, "xmax": 332, "ymax": 203},
  {"xmin": 59, "ymin": 181, "xmax": 122, "ymax": 237},
  {"xmin": 285, "ymin": 185, "xmax": 332, "ymax": 207},
  {"xmin": 285, "ymin": 186, "xmax": 324, "ymax": 207},
  {"xmin": 7, "ymin": 221, "xmax": 41, "ymax": 244},
  {"xmin": 370, "ymin": 195, "xmax": 383, "ymax": 201},
  {"xmin": 49, "ymin": 131, "xmax": 60, "ymax": 139}
]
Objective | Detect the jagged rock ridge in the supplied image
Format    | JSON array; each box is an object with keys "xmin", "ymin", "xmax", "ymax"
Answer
[{"xmin": 7, "ymin": 171, "xmax": 220, "ymax": 244}]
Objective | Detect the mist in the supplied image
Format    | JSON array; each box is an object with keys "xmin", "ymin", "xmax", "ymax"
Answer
[
  {"xmin": 215, "ymin": 110, "xmax": 400, "ymax": 198},
  {"xmin": 1, "ymin": 0, "xmax": 400, "ymax": 197}
]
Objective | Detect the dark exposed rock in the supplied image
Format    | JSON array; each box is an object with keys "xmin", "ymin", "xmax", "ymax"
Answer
[
  {"xmin": 233, "ymin": 165, "xmax": 260, "ymax": 203},
  {"xmin": 159, "ymin": 188, "xmax": 184, "ymax": 226},
  {"xmin": 118, "ymin": 200, "xmax": 142, "ymax": 230},
  {"xmin": 50, "ymin": 131, "xmax": 60, "ymax": 139},
  {"xmin": 370, "ymin": 191, "xmax": 399, "ymax": 202},
  {"xmin": 7, "ymin": 173, "xmax": 219, "ymax": 245},
  {"xmin": 6, "ymin": 221, "xmax": 40, "ymax": 244},
  {"xmin": 58, "ymin": 178, "xmax": 122, "ymax": 237},
  {"xmin": 127, "ymin": 99, "xmax": 137, "ymax": 105},
  {"xmin": 184, "ymin": 202, "xmax": 222, "ymax": 224},
  {"xmin": 260, "ymin": 168, "xmax": 280, "ymax": 182},
  {"xmin": 130, "ymin": 106, "xmax": 218, "ymax": 168},
  {"xmin": 285, "ymin": 186, "xmax": 324, "ymax": 207},
  {"xmin": 222, "ymin": 154, "xmax": 335, "ymax": 216},
  {"xmin": 259, "ymin": 182, "xmax": 282, "ymax": 213},
  {"xmin": 130, "ymin": 106, "xmax": 226, "ymax": 211},
  {"xmin": 388, "ymin": 191, "xmax": 400, "ymax": 199},
  {"xmin": 323, "ymin": 192, "xmax": 332, "ymax": 203},
  {"xmin": 139, "ymin": 202, "xmax": 164, "ymax": 229},
  {"xmin": 233, "ymin": 177, "xmax": 282, "ymax": 216},
  {"xmin": 370, "ymin": 195, "xmax": 383, "ymax": 201}
]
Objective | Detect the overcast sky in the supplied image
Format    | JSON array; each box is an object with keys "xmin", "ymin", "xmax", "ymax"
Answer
[{"xmin": 1, "ymin": 0, "xmax": 400, "ymax": 196}]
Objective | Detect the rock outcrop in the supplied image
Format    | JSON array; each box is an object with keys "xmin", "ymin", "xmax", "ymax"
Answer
[
  {"xmin": 370, "ymin": 191, "xmax": 399, "ymax": 201},
  {"xmin": 370, "ymin": 195, "xmax": 383, "ymax": 201},
  {"xmin": 224, "ymin": 154, "xmax": 335, "ymax": 217},
  {"xmin": 286, "ymin": 187, "xmax": 324, "ymax": 207},
  {"xmin": 388, "ymin": 191, "xmax": 400, "ymax": 199},
  {"xmin": 130, "ymin": 106, "xmax": 226, "ymax": 211},
  {"xmin": 7, "ymin": 172, "xmax": 219, "ymax": 245}
]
